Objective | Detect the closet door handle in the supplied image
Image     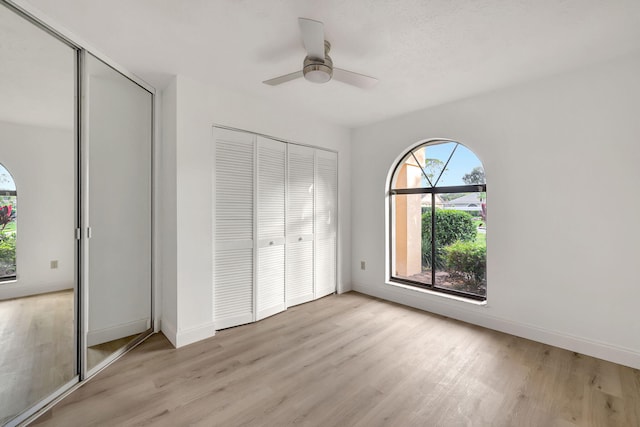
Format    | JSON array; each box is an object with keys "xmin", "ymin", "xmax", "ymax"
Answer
[
  {"xmin": 269, "ymin": 241, "xmax": 274, "ymax": 246},
  {"xmin": 298, "ymin": 237, "xmax": 303, "ymax": 241}
]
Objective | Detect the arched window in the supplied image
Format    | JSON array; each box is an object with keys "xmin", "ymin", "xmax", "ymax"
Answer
[
  {"xmin": 388, "ymin": 140, "xmax": 486, "ymax": 300},
  {"xmin": 0, "ymin": 163, "xmax": 17, "ymax": 282}
]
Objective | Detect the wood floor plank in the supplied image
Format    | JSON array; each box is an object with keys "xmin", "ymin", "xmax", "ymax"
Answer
[
  {"xmin": 32, "ymin": 292, "xmax": 640, "ymax": 427},
  {"xmin": 0, "ymin": 290, "xmax": 75, "ymax": 425}
]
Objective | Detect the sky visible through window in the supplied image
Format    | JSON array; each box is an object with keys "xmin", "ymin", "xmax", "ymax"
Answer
[
  {"xmin": 0, "ymin": 164, "xmax": 16, "ymax": 191},
  {"xmin": 418, "ymin": 142, "xmax": 483, "ymax": 187}
]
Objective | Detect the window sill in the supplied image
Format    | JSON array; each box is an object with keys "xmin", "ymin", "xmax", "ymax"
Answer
[{"xmin": 386, "ymin": 280, "xmax": 487, "ymax": 306}]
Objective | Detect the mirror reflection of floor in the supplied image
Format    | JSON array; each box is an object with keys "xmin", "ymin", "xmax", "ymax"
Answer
[
  {"xmin": 87, "ymin": 334, "xmax": 139, "ymax": 371},
  {"xmin": 0, "ymin": 290, "xmax": 75, "ymax": 425}
]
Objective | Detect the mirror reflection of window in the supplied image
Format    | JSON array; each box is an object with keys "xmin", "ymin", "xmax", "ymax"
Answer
[{"xmin": 0, "ymin": 163, "xmax": 17, "ymax": 281}]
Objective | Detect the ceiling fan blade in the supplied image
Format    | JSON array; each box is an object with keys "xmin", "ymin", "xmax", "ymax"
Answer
[
  {"xmin": 262, "ymin": 70, "xmax": 304, "ymax": 86},
  {"xmin": 299, "ymin": 18, "xmax": 325, "ymax": 60},
  {"xmin": 333, "ymin": 68, "xmax": 378, "ymax": 89}
]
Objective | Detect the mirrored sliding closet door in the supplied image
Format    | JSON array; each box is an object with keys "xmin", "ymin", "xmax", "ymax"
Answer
[
  {"xmin": 1, "ymin": 3, "xmax": 154, "ymax": 424},
  {"xmin": 0, "ymin": 2, "xmax": 78, "ymax": 424}
]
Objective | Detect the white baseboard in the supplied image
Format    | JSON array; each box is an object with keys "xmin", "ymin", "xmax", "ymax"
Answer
[
  {"xmin": 162, "ymin": 320, "xmax": 216, "ymax": 348},
  {"xmin": 87, "ymin": 318, "xmax": 150, "ymax": 347},
  {"xmin": 353, "ymin": 282, "xmax": 640, "ymax": 370},
  {"xmin": 0, "ymin": 282, "xmax": 73, "ymax": 301},
  {"xmin": 337, "ymin": 280, "xmax": 352, "ymax": 294}
]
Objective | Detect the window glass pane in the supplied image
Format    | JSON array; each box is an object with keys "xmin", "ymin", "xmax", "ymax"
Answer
[
  {"xmin": 420, "ymin": 142, "xmax": 456, "ymax": 186},
  {"xmin": 431, "ymin": 143, "xmax": 485, "ymax": 187},
  {"xmin": 390, "ymin": 152, "xmax": 426, "ymax": 189},
  {"xmin": 434, "ymin": 194, "xmax": 486, "ymax": 297},
  {"xmin": 392, "ymin": 194, "xmax": 431, "ymax": 284},
  {"xmin": 391, "ymin": 142, "xmax": 485, "ymax": 190}
]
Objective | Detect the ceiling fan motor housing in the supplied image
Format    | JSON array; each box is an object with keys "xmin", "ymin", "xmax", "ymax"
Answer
[
  {"xmin": 263, "ymin": 21, "xmax": 377, "ymax": 88},
  {"xmin": 303, "ymin": 40, "xmax": 333, "ymax": 83}
]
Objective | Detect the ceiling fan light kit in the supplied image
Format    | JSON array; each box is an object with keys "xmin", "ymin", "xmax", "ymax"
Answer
[
  {"xmin": 303, "ymin": 41, "xmax": 333, "ymax": 83},
  {"xmin": 263, "ymin": 18, "xmax": 378, "ymax": 89}
]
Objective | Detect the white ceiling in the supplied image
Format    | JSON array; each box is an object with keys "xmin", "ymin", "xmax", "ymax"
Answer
[{"xmin": 16, "ymin": 0, "xmax": 640, "ymax": 128}]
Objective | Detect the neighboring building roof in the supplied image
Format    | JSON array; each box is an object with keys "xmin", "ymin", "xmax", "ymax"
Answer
[
  {"xmin": 441, "ymin": 193, "xmax": 485, "ymax": 212},
  {"xmin": 444, "ymin": 193, "xmax": 484, "ymax": 206}
]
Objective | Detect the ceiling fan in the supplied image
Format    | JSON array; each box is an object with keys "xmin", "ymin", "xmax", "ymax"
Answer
[{"xmin": 263, "ymin": 18, "xmax": 378, "ymax": 89}]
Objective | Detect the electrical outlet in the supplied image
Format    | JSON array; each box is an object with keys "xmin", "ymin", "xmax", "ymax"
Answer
[
  {"xmin": 360, "ymin": 261, "xmax": 366, "ymax": 270},
  {"xmin": 50, "ymin": 260, "xmax": 58, "ymax": 269}
]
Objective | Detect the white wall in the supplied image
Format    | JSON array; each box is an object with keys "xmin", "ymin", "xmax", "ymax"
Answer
[
  {"xmin": 0, "ymin": 120, "xmax": 75, "ymax": 300},
  {"xmin": 161, "ymin": 75, "xmax": 352, "ymax": 347},
  {"xmin": 351, "ymin": 52, "xmax": 640, "ymax": 369}
]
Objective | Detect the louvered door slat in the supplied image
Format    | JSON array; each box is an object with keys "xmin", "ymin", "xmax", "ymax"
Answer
[
  {"xmin": 258, "ymin": 137, "xmax": 286, "ymax": 240},
  {"xmin": 257, "ymin": 245, "xmax": 285, "ymax": 320},
  {"xmin": 315, "ymin": 150, "xmax": 337, "ymax": 298},
  {"xmin": 215, "ymin": 135, "xmax": 254, "ymax": 242},
  {"xmin": 214, "ymin": 248, "xmax": 253, "ymax": 329},
  {"xmin": 287, "ymin": 145, "xmax": 315, "ymax": 238},
  {"xmin": 213, "ymin": 129, "xmax": 255, "ymax": 329},
  {"xmin": 286, "ymin": 240, "xmax": 314, "ymax": 306},
  {"xmin": 315, "ymin": 151, "xmax": 338, "ymax": 238},
  {"xmin": 286, "ymin": 144, "xmax": 315, "ymax": 307},
  {"xmin": 315, "ymin": 236, "xmax": 336, "ymax": 298},
  {"xmin": 256, "ymin": 137, "xmax": 286, "ymax": 320}
]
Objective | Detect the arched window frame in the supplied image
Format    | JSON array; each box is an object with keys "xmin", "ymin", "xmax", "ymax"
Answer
[
  {"xmin": 387, "ymin": 139, "xmax": 486, "ymax": 301},
  {"xmin": 0, "ymin": 163, "xmax": 17, "ymax": 282}
]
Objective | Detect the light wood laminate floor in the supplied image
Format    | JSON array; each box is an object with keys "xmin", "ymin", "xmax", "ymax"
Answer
[
  {"xmin": 0, "ymin": 290, "xmax": 146, "ymax": 425},
  {"xmin": 0, "ymin": 290, "xmax": 75, "ymax": 425},
  {"xmin": 34, "ymin": 292, "xmax": 640, "ymax": 426}
]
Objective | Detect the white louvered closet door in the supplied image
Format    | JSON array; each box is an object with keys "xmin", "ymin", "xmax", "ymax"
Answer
[
  {"xmin": 213, "ymin": 129, "xmax": 255, "ymax": 330},
  {"xmin": 286, "ymin": 144, "xmax": 315, "ymax": 307},
  {"xmin": 256, "ymin": 137, "xmax": 286, "ymax": 320},
  {"xmin": 315, "ymin": 150, "xmax": 338, "ymax": 299}
]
